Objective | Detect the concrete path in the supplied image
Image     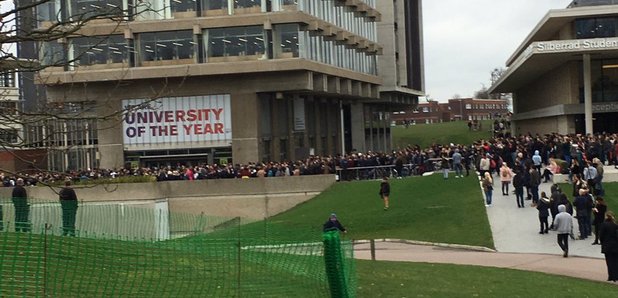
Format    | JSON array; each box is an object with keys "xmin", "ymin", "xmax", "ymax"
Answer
[{"xmin": 353, "ymin": 166, "xmax": 618, "ymax": 283}]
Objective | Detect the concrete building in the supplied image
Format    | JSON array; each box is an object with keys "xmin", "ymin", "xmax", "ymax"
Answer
[
  {"xmin": 490, "ymin": 0, "xmax": 618, "ymax": 135},
  {"xmin": 392, "ymin": 98, "xmax": 509, "ymax": 124},
  {"xmin": 15, "ymin": 0, "xmax": 424, "ymax": 171}
]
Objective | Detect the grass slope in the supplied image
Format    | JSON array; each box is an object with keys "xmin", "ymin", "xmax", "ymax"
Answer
[
  {"xmin": 229, "ymin": 174, "xmax": 493, "ymax": 249},
  {"xmin": 356, "ymin": 260, "xmax": 618, "ymax": 297},
  {"xmin": 392, "ymin": 120, "xmax": 492, "ymax": 149}
]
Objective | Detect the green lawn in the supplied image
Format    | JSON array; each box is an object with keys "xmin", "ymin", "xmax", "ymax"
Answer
[
  {"xmin": 392, "ymin": 120, "xmax": 492, "ymax": 149},
  {"xmin": 356, "ymin": 260, "xmax": 618, "ymax": 297},
  {"xmin": 218, "ymin": 173, "xmax": 494, "ymax": 249},
  {"xmin": 558, "ymin": 182, "xmax": 618, "ymax": 211}
]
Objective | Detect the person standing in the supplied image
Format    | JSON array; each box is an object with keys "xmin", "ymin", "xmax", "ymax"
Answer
[
  {"xmin": 479, "ymin": 154, "xmax": 491, "ymax": 180},
  {"xmin": 482, "ymin": 172, "xmax": 493, "ymax": 207},
  {"xmin": 499, "ymin": 163, "xmax": 513, "ymax": 196},
  {"xmin": 440, "ymin": 155, "xmax": 450, "ymax": 180},
  {"xmin": 553, "ymin": 204, "xmax": 574, "ymax": 257},
  {"xmin": 537, "ymin": 192, "xmax": 551, "ymax": 234},
  {"xmin": 529, "ymin": 167, "xmax": 541, "ymax": 207},
  {"xmin": 379, "ymin": 177, "xmax": 390, "ymax": 211},
  {"xmin": 599, "ymin": 211, "xmax": 618, "ymax": 282},
  {"xmin": 12, "ymin": 178, "xmax": 30, "ymax": 232},
  {"xmin": 59, "ymin": 181, "xmax": 79, "ymax": 236},
  {"xmin": 592, "ymin": 197, "xmax": 608, "ymax": 245},
  {"xmin": 573, "ymin": 189, "xmax": 592, "ymax": 240},
  {"xmin": 532, "ymin": 150, "xmax": 542, "ymax": 173},
  {"xmin": 512, "ymin": 169, "xmax": 525, "ymax": 208},
  {"xmin": 323, "ymin": 213, "xmax": 347, "ymax": 233}
]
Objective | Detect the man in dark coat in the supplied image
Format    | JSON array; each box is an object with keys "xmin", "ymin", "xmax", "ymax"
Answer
[
  {"xmin": 59, "ymin": 181, "xmax": 78, "ymax": 236},
  {"xmin": 12, "ymin": 178, "xmax": 30, "ymax": 232},
  {"xmin": 600, "ymin": 211, "xmax": 618, "ymax": 282},
  {"xmin": 323, "ymin": 213, "xmax": 347, "ymax": 233}
]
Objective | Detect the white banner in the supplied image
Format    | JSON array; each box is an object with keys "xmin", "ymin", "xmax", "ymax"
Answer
[{"xmin": 122, "ymin": 95, "xmax": 232, "ymax": 146}]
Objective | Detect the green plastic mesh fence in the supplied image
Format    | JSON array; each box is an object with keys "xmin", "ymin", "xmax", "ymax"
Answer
[{"xmin": 0, "ymin": 198, "xmax": 355, "ymax": 297}]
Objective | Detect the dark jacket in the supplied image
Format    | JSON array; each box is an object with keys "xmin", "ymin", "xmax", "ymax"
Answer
[
  {"xmin": 600, "ymin": 221, "xmax": 618, "ymax": 254},
  {"xmin": 379, "ymin": 181, "xmax": 390, "ymax": 196},
  {"xmin": 573, "ymin": 195, "xmax": 593, "ymax": 217},
  {"xmin": 537, "ymin": 197, "xmax": 550, "ymax": 217},
  {"xmin": 323, "ymin": 219, "xmax": 346, "ymax": 232},
  {"xmin": 11, "ymin": 185, "xmax": 27, "ymax": 199},
  {"xmin": 593, "ymin": 204, "xmax": 607, "ymax": 225},
  {"xmin": 59, "ymin": 187, "xmax": 77, "ymax": 201}
]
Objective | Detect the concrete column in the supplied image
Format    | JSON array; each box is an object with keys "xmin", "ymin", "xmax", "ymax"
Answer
[
  {"xmin": 314, "ymin": 99, "xmax": 322, "ymax": 154},
  {"xmin": 350, "ymin": 103, "xmax": 365, "ymax": 152},
  {"xmin": 583, "ymin": 53, "xmax": 593, "ymax": 135},
  {"xmin": 368, "ymin": 105, "xmax": 374, "ymax": 151},
  {"xmin": 231, "ymin": 93, "xmax": 260, "ymax": 164},
  {"xmin": 339, "ymin": 100, "xmax": 345, "ymax": 154}
]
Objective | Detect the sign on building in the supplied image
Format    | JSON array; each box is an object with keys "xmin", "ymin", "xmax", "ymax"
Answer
[{"xmin": 122, "ymin": 95, "xmax": 232, "ymax": 146}]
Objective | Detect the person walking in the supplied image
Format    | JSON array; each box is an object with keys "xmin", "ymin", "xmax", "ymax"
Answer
[
  {"xmin": 599, "ymin": 211, "xmax": 618, "ymax": 282},
  {"xmin": 323, "ymin": 213, "xmax": 347, "ymax": 233},
  {"xmin": 11, "ymin": 178, "xmax": 30, "ymax": 232},
  {"xmin": 512, "ymin": 168, "xmax": 525, "ymax": 208},
  {"xmin": 379, "ymin": 177, "xmax": 390, "ymax": 211},
  {"xmin": 59, "ymin": 180, "xmax": 79, "ymax": 236},
  {"xmin": 452, "ymin": 149, "xmax": 463, "ymax": 178},
  {"xmin": 499, "ymin": 163, "xmax": 513, "ymax": 196},
  {"xmin": 482, "ymin": 172, "xmax": 493, "ymax": 207},
  {"xmin": 592, "ymin": 197, "xmax": 608, "ymax": 245},
  {"xmin": 537, "ymin": 191, "xmax": 551, "ymax": 234},
  {"xmin": 553, "ymin": 204, "xmax": 574, "ymax": 257}
]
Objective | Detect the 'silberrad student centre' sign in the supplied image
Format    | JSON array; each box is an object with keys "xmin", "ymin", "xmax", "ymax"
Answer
[{"xmin": 535, "ymin": 37, "xmax": 618, "ymax": 52}]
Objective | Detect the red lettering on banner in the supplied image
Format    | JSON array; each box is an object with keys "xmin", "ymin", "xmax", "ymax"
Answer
[{"xmin": 183, "ymin": 123, "xmax": 225, "ymax": 135}]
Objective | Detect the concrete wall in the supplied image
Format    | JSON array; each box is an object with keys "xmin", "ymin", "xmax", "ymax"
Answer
[
  {"xmin": 515, "ymin": 62, "xmax": 579, "ymax": 113},
  {"xmin": 515, "ymin": 115, "xmax": 574, "ymax": 135},
  {"xmin": 0, "ymin": 175, "xmax": 337, "ymax": 219}
]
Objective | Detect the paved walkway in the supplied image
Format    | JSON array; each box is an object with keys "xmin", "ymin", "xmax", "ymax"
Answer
[{"xmin": 354, "ymin": 166, "xmax": 617, "ymax": 283}]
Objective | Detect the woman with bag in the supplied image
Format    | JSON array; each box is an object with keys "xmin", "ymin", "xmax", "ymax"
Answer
[
  {"xmin": 499, "ymin": 163, "xmax": 513, "ymax": 196},
  {"xmin": 599, "ymin": 211, "xmax": 618, "ymax": 282}
]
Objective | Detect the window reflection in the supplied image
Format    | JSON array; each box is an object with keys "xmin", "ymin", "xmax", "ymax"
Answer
[
  {"xmin": 234, "ymin": 0, "xmax": 262, "ymax": 14},
  {"xmin": 274, "ymin": 24, "xmax": 299, "ymax": 58},
  {"xmin": 139, "ymin": 31, "xmax": 195, "ymax": 66},
  {"xmin": 39, "ymin": 41, "xmax": 66, "ymax": 69},
  {"xmin": 37, "ymin": 0, "xmax": 61, "ymax": 26},
  {"xmin": 171, "ymin": 0, "xmax": 198, "ymax": 18},
  {"xmin": 575, "ymin": 17, "xmax": 618, "ymax": 39},
  {"xmin": 207, "ymin": 26, "xmax": 265, "ymax": 62},
  {"xmin": 202, "ymin": 0, "xmax": 229, "ymax": 16},
  {"xmin": 68, "ymin": 0, "xmax": 124, "ymax": 21},
  {"xmin": 70, "ymin": 35, "xmax": 129, "ymax": 69}
]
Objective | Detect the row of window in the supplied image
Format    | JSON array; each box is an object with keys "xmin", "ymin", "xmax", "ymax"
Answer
[
  {"xmin": 464, "ymin": 103, "xmax": 508, "ymax": 110},
  {"xmin": 0, "ymin": 72, "xmax": 16, "ymax": 88},
  {"xmin": 301, "ymin": 0, "xmax": 377, "ymax": 42},
  {"xmin": 575, "ymin": 17, "xmax": 618, "ymax": 39},
  {"xmin": 40, "ymin": 25, "xmax": 377, "ymax": 75}
]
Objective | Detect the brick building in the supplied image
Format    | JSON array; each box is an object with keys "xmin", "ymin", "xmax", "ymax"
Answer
[{"xmin": 393, "ymin": 98, "xmax": 509, "ymax": 124}]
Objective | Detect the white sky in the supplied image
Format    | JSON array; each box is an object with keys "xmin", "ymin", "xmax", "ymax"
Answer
[{"xmin": 423, "ymin": 0, "xmax": 573, "ymax": 101}]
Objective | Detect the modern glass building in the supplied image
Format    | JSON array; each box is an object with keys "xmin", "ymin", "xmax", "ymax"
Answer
[
  {"xmin": 490, "ymin": 1, "xmax": 618, "ymax": 135},
  {"xmin": 16, "ymin": 0, "xmax": 423, "ymax": 170}
]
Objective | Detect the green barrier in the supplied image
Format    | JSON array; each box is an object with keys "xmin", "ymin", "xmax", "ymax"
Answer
[
  {"xmin": 323, "ymin": 230, "xmax": 352, "ymax": 298},
  {"xmin": 0, "ymin": 199, "xmax": 356, "ymax": 296}
]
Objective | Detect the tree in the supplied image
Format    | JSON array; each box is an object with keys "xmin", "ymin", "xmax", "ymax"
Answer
[{"xmin": 0, "ymin": 1, "xmax": 158, "ymax": 177}]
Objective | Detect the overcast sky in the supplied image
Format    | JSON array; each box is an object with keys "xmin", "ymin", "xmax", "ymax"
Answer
[{"xmin": 423, "ymin": 0, "xmax": 573, "ymax": 101}]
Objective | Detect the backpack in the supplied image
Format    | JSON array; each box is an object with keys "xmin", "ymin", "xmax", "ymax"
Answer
[{"xmin": 490, "ymin": 159, "xmax": 496, "ymax": 169}]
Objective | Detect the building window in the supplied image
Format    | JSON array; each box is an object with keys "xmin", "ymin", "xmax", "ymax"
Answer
[
  {"xmin": 575, "ymin": 17, "xmax": 618, "ymax": 39},
  {"xmin": 202, "ymin": 0, "xmax": 230, "ymax": 16},
  {"xmin": 70, "ymin": 35, "xmax": 129, "ymax": 69},
  {"xmin": 0, "ymin": 72, "xmax": 16, "ymax": 88},
  {"xmin": 234, "ymin": 0, "xmax": 262, "ymax": 14},
  {"xmin": 37, "ymin": 0, "xmax": 62, "ymax": 26},
  {"xmin": 0, "ymin": 128, "xmax": 19, "ymax": 144},
  {"xmin": 465, "ymin": 104, "xmax": 472, "ymax": 110},
  {"xmin": 0, "ymin": 101, "xmax": 18, "ymax": 115},
  {"xmin": 206, "ymin": 26, "xmax": 265, "ymax": 61},
  {"xmin": 274, "ymin": 24, "xmax": 299, "ymax": 58},
  {"xmin": 139, "ymin": 30, "xmax": 195, "ymax": 65},
  {"xmin": 39, "ymin": 40, "xmax": 66, "ymax": 68},
  {"xmin": 171, "ymin": 0, "xmax": 198, "ymax": 17},
  {"xmin": 68, "ymin": 0, "xmax": 124, "ymax": 21},
  {"xmin": 422, "ymin": 107, "xmax": 429, "ymax": 113}
]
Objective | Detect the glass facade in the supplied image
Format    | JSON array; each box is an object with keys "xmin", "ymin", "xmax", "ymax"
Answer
[
  {"xmin": 299, "ymin": 30, "xmax": 377, "ymax": 75},
  {"xmin": 575, "ymin": 17, "xmax": 618, "ymax": 39},
  {"xmin": 68, "ymin": 0, "xmax": 124, "ymax": 20},
  {"xmin": 69, "ymin": 35, "xmax": 129, "ymax": 68},
  {"xmin": 580, "ymin": 59, "xmax": 618, "ymax": 103},
  {"xmin": 39, "ymin": 40, "xmax": 66, "ymax": 67},
  {"xmin": 139, "ymin": 30, "xmax": 195, "ymax": 65},
  {"xmin": 206, "ymin": 26, "xmax": 266, "ymax": 61}
]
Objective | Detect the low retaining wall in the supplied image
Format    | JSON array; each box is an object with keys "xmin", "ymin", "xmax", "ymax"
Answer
[
  {"xmin": 552, "ymin": 166, "xmax": 618, "ymax": 184},
  {"xmin": 0, "ymin": 175, "xmax": 337, "ymax": 219}
]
